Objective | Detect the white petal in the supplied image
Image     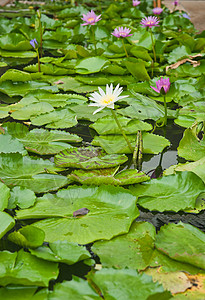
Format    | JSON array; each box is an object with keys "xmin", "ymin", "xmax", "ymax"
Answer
[
  {"xmin": 93, "ymin": 106, "xmax": 105, "ymax": 115},
  {"xmin": 98, "ymin": 87, "xmax": 105, "ymax": 97},
  {"xmin": 107, "ymin": 103, "xmax": 115, "ymax": 109}
]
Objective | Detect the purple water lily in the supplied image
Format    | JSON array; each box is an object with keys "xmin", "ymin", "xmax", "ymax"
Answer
[
  {"xmin": 152, "ymin": 7, "xmax": 163, "ymax": 15},
  {"xmin": 30, "ymin": 38, "xmax": 38, "ymax": 49},
  {"xmin": 81, "ymin": 10, "xmax": 101, "ymax": 26},
  {"xmin": 112, "ymin": 27, "xmax": 133, "ymax": 38},
  {"xmin": 140, "ymin": 16, "xmax": 160, "ymax": 28},
  {"xmin": 133, "ymin": 0, "xmax": 140, "ymax": 6},
  {"xmin": 150, "ymin": 78, "xmax": 171, "ymax": 94}
]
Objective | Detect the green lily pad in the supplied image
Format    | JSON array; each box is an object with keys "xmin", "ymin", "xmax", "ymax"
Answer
[
  {"xmin": 155, "ymin": 222, "xmax": 205, "ymax": 270},
  {"xmin": 0, "ymin": 249, "xmax": 58, "ymax": 286},
  {"xmin": 11, "ymin": 102, "xmax": 54, "ymax": 120},
  {"xmin": 16, "ymin": 185, "xmax": 139, "ymax": 244},
  {"xmin": 92, "ymin": 133, "xmax": 170, "ymax": 154},
  {"xmin": 0, "ymin": 153, "xmax": 70, "ymax": 193},
  {"xmin": 0, "ymin": 212, "xmax": 15, "ymax": 239},
  {"xmin": 0, "ymin": 133, "xmax": 27, "ymax": 155},
  {"xmin": 8, "ymin": 186, "xmax": 36, "ymax": 209},
  {"xmin": 54, "ymin": 146, "xmax": 128, "ymax": 169},
  {"xmin": 87, "ymin": 268, "xmax": 172, "ymax": 300},
  {"xmin": 68, "ymin": 168, "xmax": 150, "ymax": 185},
  {"xmin": 8, "ymin": 226, "xmax": 45, "ymax": 249},
  {"xmin": 49, "ymin": 278, "xmax": 100, "ymax": 300},
  {"xmin": 0, "ymin": 33, "xmax": 31, "ymax": 51},
  {"xmin": 0, "ymin": 181, "xmax": 10, "ymax": 211},
  {"xmin": 30, "ymin": 108, "xmax": 77, "ymax": 129},
  {"xmin": 178, "ymin": 126, "xmax": 205, "ymax": 161},
  {"xmin": 92, "ymin": 222, "xmax": 155, "ymax": 270},
  {"xmin": 30, "ymin": 240, "xmax": 90, "ymax": 264},
  {"xmin": 90, "ymin": 115, "xmax": 152, "ymax": 135},
  {"xmin": 0, "ymin": 286, "xmax": 37, "ymax": 300},
  {"xmin": 75, "ymin": 56, "xmax": 109, "ymax": 74},
  {"xmin": 130, "ymin": 171, "xmax": 205, "ymax": 212}
]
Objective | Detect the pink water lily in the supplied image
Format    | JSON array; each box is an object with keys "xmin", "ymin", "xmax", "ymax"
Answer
[
  {"xmin": 133, "ymin": 0, "xmax": 140, "ymax": 6},
  {"xmin": 172, "ymin": 1, "xmax": 179, "ymax": 6},
  {"xmin": 140, "ymin": 16, "xmax": 160, "ymax": 28},
  {"xmin": 150, "ymin": 78, "xmax": 171, "ymax": 94},
  {"xmin": 81, "ymin": 10, "xmax": 101, "ymax": 26},
  {"xmin": 152, "ymin": 7, "xmax": 163, "ymax": 15},
  {"xmin": 112, "ymin": 27, "xmax": 133, "ymax": 38}
]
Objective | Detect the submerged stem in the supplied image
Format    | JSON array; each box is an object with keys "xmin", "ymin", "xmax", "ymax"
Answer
[
  {"xmin": 111, "ymin": 109, "xmax": 133, "ymax": 153},
  {"xmin": 91, "ymin": 26, "xmax": 97, "ymax": 55},
  {"xmin": 36, "ymin": 48, "xmax": 41, "ymax": 72}
]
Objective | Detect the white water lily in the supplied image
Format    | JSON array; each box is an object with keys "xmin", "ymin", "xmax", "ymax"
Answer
[{"xmin": 88, "ymin": 84, "xmax": 128, "ymax": 114}]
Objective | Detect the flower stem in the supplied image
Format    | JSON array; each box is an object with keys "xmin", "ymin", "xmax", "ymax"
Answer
[
  {"xmin": 133, "ymin": 130, "xmax": 143, "ymax": 170},
  {"xmin": 122, "ymin": 38, "xmax": 129, "ymax": 58},
  {"xmin": 163, "ymin": 94, "xmax": 167, "ymax": 125},
  {"xmin": 150, "ymin": 29, "xmax": 156, "ymax": 63},
  {"xmin": 91, "ymin": 26, "xmax": 97, "ymax": 55},
  {"xmin": 36, "ymin": 48, "xmax": 41, "ymax": 72},
  {"xmin": 111, "ymin": 109, "xmax": 133, "ymax": 153}
]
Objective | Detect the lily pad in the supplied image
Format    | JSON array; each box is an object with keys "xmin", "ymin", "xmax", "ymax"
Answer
[
  {"xmin": 155, "ymin": 222, "xmax": 205, "ymax": 270},
  {"xmin": 178, "ymin": 127, "xmax": 205, "ymax": 161},
  {"xmin": 92, "ymin": 133, "xmax": 170, "ymax": 154},
  {"xmin": 90, "ymin": 115, "xmax": 152, "ymax": 135},
  {"xmin": 0, "ymin": 133, "xmax": 27, "ymax": 155},
  {"xmin": 30, "ymin": 240, "xmax": 90, "ymax": 264},
  {"xmin": 8, "ymin": 186, "xmax": 36, "ymax": 209},
  {"xmin": 16, "ymin": 185, "xmax": 139, "ymax": 244},
  {"xmin": 92, "ymin": 222, "xmax": 155, "ymax": 270},
  {"xmin": 0, "ymin": 153, "xmax": 70, "ymax": 193},
  {"xmin": 54, "ymin": 146, "xmax": 128, "ymax": 169},
  {"xmin": 68, "ymin": 168, "xmax": 150, "ymax": 185},
  {"xmin": 0, "ymin": 181, "xmax": 10, "ymax": 211},
  {"xmin": 0, "ymin": 249, "xmax": 58, "ymax": 286},
  {"xmin": 130, "ymin": 171, "xmax": 205, "ymax": 212},
  {"xmin": 87, "ymin": 268, "xmax": 172, "ymax": 300},
  {"xmin": 0, "ymin": 286, "xmax": 37, "ymax": 300},
  {"xmin": 75, "ymin": 56, "xmax": 109, "ymax": 74},
  {"xmin": 0, "ymin": 212, "xmax": 15, "ymax": 239}
]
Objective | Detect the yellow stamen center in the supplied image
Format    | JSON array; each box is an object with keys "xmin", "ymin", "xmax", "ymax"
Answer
[
  {"xmin": 88, "ymin": 17, "xmax": 95, "ymax": 22},
  {"xmin": 101, "ymin": 95, "xmax": 115, "ymax": 105}
]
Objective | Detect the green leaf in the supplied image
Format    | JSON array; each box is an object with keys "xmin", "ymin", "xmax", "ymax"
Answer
[
  {"xmin": 92, "ymin": 222, "xmax": 155, "ymax": 270},
  {"xmin": 90, "ymin": 115, "xmax": 152, "ymax": 135},
  {"xmin": 124, "ymin": 60, "xmax": 150, "ymax": 81},
  {"xmin": 30, "ymin": 108, "xmax": 77, "ymax": 129},
  {"xmin": 0, "ymin": 286, "xmax": 37, "ymax": 300},
  {"xmin": 0, "ymin": 154, "xmax": 70, "ymax": 193},
  {"xmin": 30, "ymin": 241, "xmax": 90, "ymax": 264},
  {"xmin": 16, "ymin": 185, "xmax": 139, "ymax": 244},
  {"xmin": 87, "ymin": 268, "xmax": 172, "ymax": 300},
  {"xmin": 0, "ymin": 249, "xmax": 58, "ymax": 286},
  {"xmin": 0, "ymin": 33, "xmax": 31, "ymax": 51},
  {"xmin": 0, "ymin": 134, "xmax": 27, "ymax": 155},
  {"xmin": 8, "ymin": 226, "xmax": 45, "ymax": 248},
  {"xmin": 75, "ymin": 56, "xmax": 109, "ymax": 74},
  {"xmin": 0, "ymin": 181, "xmax": 10, "ymax": 211},
  {"xmin": 155, "ymin": 222, "xmax": 205, "ymax": 270},
  {"xmin": 92, "ymin": 133, "xmax": 170, "ymax": 154},
  {"xmin": 49, "ymin": 278, "xmax": 100, "ymax": 300},
  {"xmin": 178, "ymin": 127, "xmax": 205, "ymax": 161},
  {"xmin": 0, "ymin": 211, "xmax": 15, "ymax": 239},
  {"xmin": 8, "ymin": 186, "xmax": 36, "ymax": 209},
  {"xmin": 68, "ymin": 168, "xmax": 150, "ymax": 186},
  {"xmin": 11, "ymin": 102, "xmax": 54, "ymax": 120},
  {"xmin": 168, "ymin": 45, "xmax": 191, "ymax": 64},
  {"xmin": 54, "ymin": 146, "xmax": 128, "ymax": 169},
  {"xmin": 130, "ymin": 171, "xmax": 205, "ymax": 212}
]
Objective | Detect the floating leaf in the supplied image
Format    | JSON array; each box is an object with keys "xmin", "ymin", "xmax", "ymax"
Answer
[
  {"xmin": 0, "ymin": 212, "xmax": 15, "ymax": 239},
  {"xmin": 90, "ymin": 115, "xmax": 152, "ymax": 135},
  {"xmin": 8, "ymin": 186, "xmax": 36, "ymax": 209},
  {"xmin": 0, "ymin": 181, "xmax": 10, "ymax": 211},
  {"xmin": 75, "ymin": 56, "xmax": 109, "ymax": 74},
  {"xmin": 8, "ymin": 226, "xmax": 45, "ymax": 249},
  {"xmin": 0, "ymin": 286, "xmax": 37, "ymax": 300},
  {"xmin": 0, "ymin": 154, "xmax": 70, "ymax": 193},
  {"xmin": 30, "ymin": 241, "xmax": 90, "ymax": 264},
  {"xmin": 92, "ymin": 222, "xmax": 155, "ymax": 270},
  {"xmin": 16, "ymin": 185, "xmax": 139, "ymax": 244},
  {"xmin": 130, "ymin": 171, "xmax": 205, "ymax": 212},
  {"xmin": 155, "ymin": 222, "xmax": 205, "ymax": 270},
  {"xmin": 92, "ymin": 133, "xmax": 170, "ymax": 154},
  {"xmin": 0, "ymin": 134, "xmax": 27, "ymax": 155},
  {"xmin": 68, "ymin": 168, "xmax": 150, "ymax": 185},
  {"xmin": 0, "ymin": 250, "xmax": 58, "ymax": 286},
  {"xmin": 54, "ymin": 146, "xmax": 128, "ymax": 169},
  {"xmin": 87, "ymin": 268, "xmax": 172, "ymax": 300}
]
